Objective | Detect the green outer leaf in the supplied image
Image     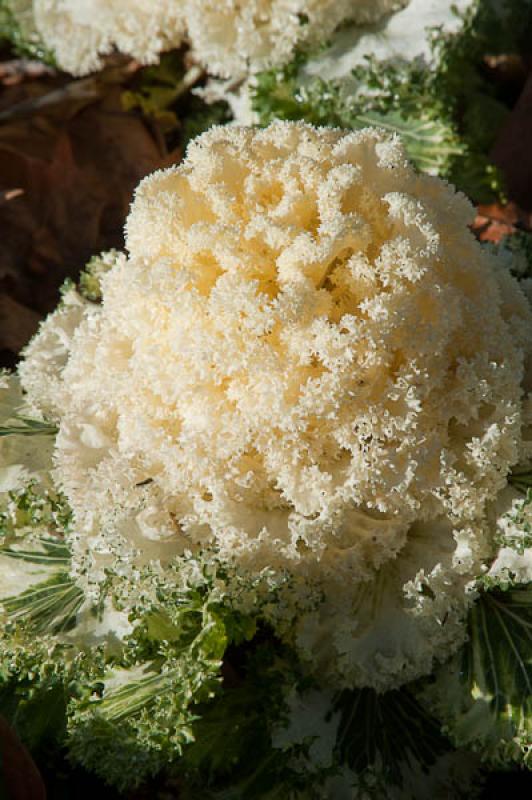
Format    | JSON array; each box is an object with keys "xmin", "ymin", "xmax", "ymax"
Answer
[
  {"xmin": 0, "ymin": 0, "xmax": 55, "ymax": 62},
  {"xmin": 347, "ymin": 110, "xmax": 462, "ymax": 175},
  {"xmin": 179, "ymin": 642, "xmax": 309, "ymax": 800},
  {"xmin": 0, "ymin": 417, "xmax": 58, "ymax": 437},
  {"xmin": 0, "ymin": 535, "xmax": 70, "ymax": 566},
  {"xmin": 0, "ymin": 683, "xmax": 67, "ymax": 753},
  {"xmin": 66, "ymin": 584, "xmax": 239, "ymax": 789},
  {"xmin": 426, "ymin": 586, "xmax": 532, "ymax": 767},
  {"xmin": 2, "ymin": 572, "xmax": 84, "ymax": 634},
  {"xmin": 509, "ymin": 468, "xmax": 532, "ymax": 493},
  {"xmin": 468, "ymin": 589, "xmax": 532, "ymax": 735},
  {"xmin": 0, "ymin": 504, "xmax": 79, "ymax": 635},
  {"xmin": 334, "ymin": 687, "xmax": 450, "ymax": 786},
  {"xmin": 77, "ymin": 250, "xmax": 120, "ymax": 304},
  {"xmin": 253, "ymin": 75, "xmax": 464, "ymax": 182}
]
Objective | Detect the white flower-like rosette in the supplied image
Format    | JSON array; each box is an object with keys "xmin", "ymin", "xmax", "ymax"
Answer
[{"xmin": 19, "ymin": 121, "xmax": 532, "ymax": 688}]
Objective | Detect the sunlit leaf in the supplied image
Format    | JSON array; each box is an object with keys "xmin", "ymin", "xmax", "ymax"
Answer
[{"xmin": 427, "ymin": 586, "xmax": 532, "ymax": 767}]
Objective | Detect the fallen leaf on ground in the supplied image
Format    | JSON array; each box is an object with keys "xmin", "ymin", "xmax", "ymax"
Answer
[
  {"xmin": 0, "ymin": 293, "xmax": 41, "ymax": 354},
  {"xmin": 491, "ymin": 73, "xmax": 532, "ymax": 214},
  {"xmin": 0, "ymin": 62, "xmax": 180, "ymax": 365},
  {"xmin": 472, "ymin": 213, "xmax": 516, "ymax": 243},
  {"xmin": 0, "ymin": 715, "xmax": 46, "ymax": 800},
  {"xmin": 0, "ymin": 59, "xmax": 55, "ymax": 88},
  {"xmin": 472, "ymin": 199, "xmax": 532, "ymax": 243}
]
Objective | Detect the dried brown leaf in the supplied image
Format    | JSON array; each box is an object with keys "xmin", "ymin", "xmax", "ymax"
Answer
[
  {"xmin": 0, "ymin": 715, "xmax": 46, "ymax": 800},
  {"xmin": 491, "ymin": 73, "xmax": 532, "ymax": 215},
  {"xmin": 0, "ymin": 66, "xmax": 181, "ymax": 364}
]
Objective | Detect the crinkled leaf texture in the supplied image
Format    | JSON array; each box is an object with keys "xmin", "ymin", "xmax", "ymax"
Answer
[
  {"xmin": 251, "ymin": 70, "xmax": 463, "ymax": 178},
  {"xmin": 1, "ymin": 113, "xmax": 532, "ymax": 795},
  {"xmin": 17, "ymin": 122, "xmax": 532, "ymax": 691},
  {"xmin": 5, "ymin": 1, "xmax": 407, "ymax": 78}
]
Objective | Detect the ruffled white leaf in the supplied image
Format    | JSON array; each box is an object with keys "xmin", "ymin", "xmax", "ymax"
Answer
[{"xmin": 302, "ymin": 0, "xmax": 476, "ymax": 85}]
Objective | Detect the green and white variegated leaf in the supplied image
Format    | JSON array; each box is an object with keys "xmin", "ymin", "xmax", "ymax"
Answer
[
  {"xmin": 334, "ymin": 688, "xmax": 450, "ymax": 787},
  {"xmin": 0, "ymin": 0, "xmax": 53, "ymax": 62},
  {"xmin": 250, "ymin": 68, "xmax": 463, "ymax": 177},
  {"xmin": 0, "ymin": 392, "xmax": 81, "ymax": 634},
  {"xmin": 0, "ymin": 371, "xmax": 57, "ymax": 438},
  {"xmin": 424, "ymin": 586, "xmax": 532, "ymax": 768},
  {"xmin": 347, "ymin": 109, "xmax": 462, "ymax": 176},
  {"xmin": 487, "ymin": 489, "xmax": 532, "ymax": 585},
  {"xmin": 2, "ymin": 569, "xmax": 83, "ymax": 634},
  {"xmin": 0, "ymin": 406, "xmax": 72, "ymax": 610},
  {"xmin": 0, "ymin": 373, "xmax": 55, "ymax": 494},
  {"xmin": 269, "ymin": 685, "xmax": 480, "ymax": 800},
  {"xmin": 0, "ymin": 417, "xmax": 57, "ymax": 438},
  {"xmin": 66, "ymin": 563, "xmax": 258, "ymax": 791},
  {"xmin": 0, "ymin": 533, "xmax": 69, "ymax": 600},
  {"xmin": 0, "ymin": 525, "xmax": 83, "ymax": 635}
]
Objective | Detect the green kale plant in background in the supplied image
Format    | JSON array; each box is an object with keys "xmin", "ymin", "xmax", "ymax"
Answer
[
  {"xmin": 252, "ymin": 0, "xmax": 532, "ymax": 203},
  {"xmin": 0, "ymin": 0, "xmax": 53, "ymax": 63}
]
